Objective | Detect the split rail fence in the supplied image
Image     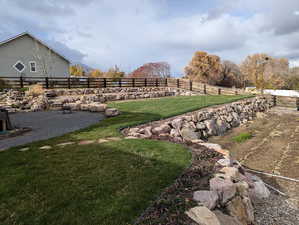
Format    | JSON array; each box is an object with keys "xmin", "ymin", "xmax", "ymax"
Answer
[{"xmin": 1, "ymin": 76, "xmax": 246, "ymax": 95}]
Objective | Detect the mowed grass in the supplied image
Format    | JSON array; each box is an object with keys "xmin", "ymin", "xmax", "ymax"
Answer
[{"xmin": 0, "ymin": 95, "xmax": 250, "ymax": 225}]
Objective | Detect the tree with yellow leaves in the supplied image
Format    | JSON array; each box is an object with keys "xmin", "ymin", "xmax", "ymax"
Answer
[
  {"xmin": 89, "ymin": 69, "xmax": 104, "ymax": 78},
  {"xmin": 240, "ymin": 54, "xmax": 289, "ymax": 89},
  {"xmin": 184, "ymin": 51, "xmax": 222, "ymax": 84},
  {"xmin": 69, "ymin": 65, "xmax": 84, "ymax": 77}
]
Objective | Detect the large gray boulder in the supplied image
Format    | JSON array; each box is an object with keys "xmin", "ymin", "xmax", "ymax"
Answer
[
  {"xmin": 193, "ymin": 190, "xmax": 219, "ymax": 210},
  {"xmin": 180, "ymin": 127, "xmax": 201, "ymax": 141},
  {"xmin": 210, "ymin": 177, "xmax": 237, "ymax": 205}
]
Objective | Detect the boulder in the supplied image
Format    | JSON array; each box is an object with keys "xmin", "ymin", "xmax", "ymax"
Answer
[
  {"xmin": 250, "ymin": 180, "xmax": 270, "ymax": 200},
  {"xmin": 210, "ymin": 177, "xmax": 237, "ymax": 205},
  {"xmin": 205, "ymin": 119, "xmax": 218, "ymax": 136},
  {"xmin": 216, "ymin": 119, "xmax": 229, "ymax": 135},
  {"xmin": 219, "ymin": 167, "xmax": 241, "ymax": 182},
  {"xmin": 193, "ymin": 190, "xmax": 219, "ymax": 210},
  {"xmin": 196, "ymin": 122, "xmax": 206, "ymax": 130},
  {"xmin": 80, "ymin": 104, "xmax": 90, "ymax": 111},
  {"xmin": 152, "ymin": 124, "xmax": 171, "ymax": 135},
  {"xmin": 89, "ymin": 103, "xmax": 107, "ymax": 112},
  {"xmin": 185, "ymin": 206, "xmax": 220, "ymax": 225},
  {"xmin": 226, "ymin": 196, "xmax": 255, "ymax": 225},
  {"xmin": 180, "ymin": 127, "xmax": 201, "ymax": 141},
  {"xmin": 105, "ymin": 108, "xmax": 120, "ymax": 117},
  {"xmin": 214, "ymin": 210, "xmax": 242, "ymax": 225},
  {"xmin": 217, "ymin": 158, "xmax": 232, "ymax": 167}
]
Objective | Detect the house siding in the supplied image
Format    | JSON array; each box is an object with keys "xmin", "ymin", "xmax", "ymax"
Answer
[{"xmin": 0, "ymin": 34, "xmax": 70, "ymax": 78}]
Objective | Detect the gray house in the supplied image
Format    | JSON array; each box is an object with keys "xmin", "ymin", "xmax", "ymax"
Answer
[{"xmin": 0, "ymin": 32, "xmax": 70, "ymax": 78}]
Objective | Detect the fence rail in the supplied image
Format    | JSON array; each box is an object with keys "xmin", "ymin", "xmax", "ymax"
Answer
[{"xmin": 1, "ymin": 76, "xmax": 246, "ymax": 95}]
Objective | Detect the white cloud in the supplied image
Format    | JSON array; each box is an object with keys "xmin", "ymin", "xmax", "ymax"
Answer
[{"xmin": 1, "ymin": 0, "xmax": 299, "ymax": 75}]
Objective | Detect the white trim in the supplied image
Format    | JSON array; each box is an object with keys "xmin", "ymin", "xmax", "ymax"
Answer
[
  {"xmin": 29, "ymin": 61, "xmax": 37, "ymax": 72},
  {"xmin": 13, "ymin": 60, "xmax": 26, "ymax": 73}
]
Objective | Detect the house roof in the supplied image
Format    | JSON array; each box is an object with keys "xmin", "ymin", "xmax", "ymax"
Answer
[{"xmin": 0, "ymin": 32, "xmax": 70, "ymax": 63}]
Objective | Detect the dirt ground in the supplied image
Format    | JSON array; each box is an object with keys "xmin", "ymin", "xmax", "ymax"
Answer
[{"xmin": 210, "ymin": 107, "xmax": 299, "ymax": 208}]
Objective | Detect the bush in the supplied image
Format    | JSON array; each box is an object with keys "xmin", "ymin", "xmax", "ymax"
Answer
[
  {"xmin": 0, "ymin": 78, "xmax": 10, "ymax": 91},
  {"xmin": 27, "ymin": 84, "xmax": 44, "ymax": 97},
  {"xmin": 19, "ymin": 87, "xmax": 29, "ymax": 92},
  {"xmin": 232, "ymin": 132, "xmax": 253, "ymax": 143}
]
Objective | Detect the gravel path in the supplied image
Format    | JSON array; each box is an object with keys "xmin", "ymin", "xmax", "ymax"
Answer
[
  {"xmin": 0, "ymin": 111, "xmax": 105, "ymax": 150},
  {"xmin": 255, "ymin": 191, "xmax": 299, "ymax": 225}
]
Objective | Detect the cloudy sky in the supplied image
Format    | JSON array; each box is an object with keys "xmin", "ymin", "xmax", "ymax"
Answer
[{"xmin": 1, "ymin": 0, "xmax": 299, "ymax": 75}]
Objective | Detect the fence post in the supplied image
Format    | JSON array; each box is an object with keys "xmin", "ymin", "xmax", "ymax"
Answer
[
  {"xmin": 203, "ymin": 84, "xmax": 207, "ymax": 94},
  {"xmin": 20, "ymin": 76, "xmax": 24, "ymax": 88},
  {"xmin": 165, "ymin": 78, "xmax": 168, "ymax": 87},
  {"xmin": 177, "ymin": 79, "xmax": 180, "ymax": 88},
  {"xmin": 218, "ymin": 88, "xmax": 221, "ymax": 95},
  {"xmin": 189, "ymin": 80, "xmax": 193, "ymax": 91},
  {"xmin": 273, "ymin": 95, "xmax": 277, "ymax": 106},
  {"xmin": 132, "ymin": 78, "xmax": 135, "ymax": 87},
  {"xmin": 156, "ymin": 78, "xmax": 159, "ymax": 87},
  {"xmin": 145, "ymin": 78, "xmax": 147, "ymax": 87},
  {"xmin": 87, "ymin": 78, "xmax": 90, "ymax": 88},
  {"xmin": 103, "ymin": 78, "xmax": 107, "ymax": 88},
  {"xmin": 45, "ymin": 77, "xmax": 49, "ymax": 89},
  {"xmin": 235, "ymin": 90, "xmax": 238, "ymax": 95},
  {"xmin": 296, "ymin": 97, "xmax": 299, "ymax": 111},
  {"xmin": 68, "ymin": 78, "xmax": 71, "ymax": 89},
  {"xmin": 119, "ymin": 78, "xmax": 122, "ymax": 87}
]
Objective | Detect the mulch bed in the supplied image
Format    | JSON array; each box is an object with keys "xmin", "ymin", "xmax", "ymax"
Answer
[{"xmin": 134, "ymin": 142, "xmax": 223, "ymax": 225}]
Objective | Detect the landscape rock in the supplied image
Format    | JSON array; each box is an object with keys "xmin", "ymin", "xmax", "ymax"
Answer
[
  {"xmin": 89, "ymin": 103, "xmax": 107, "ymax": 112},
  {"xmin": 214, "ymin": 210, "xmax": 242, "ymax": 225},
  {"xmin": 219, "ymin": 167, "xmax": 241, "ymax": 181},
  {"xmin": 193, "ymin": 190, "xmax": 219, "ymax": 210},
  {"xmin": 210, "ymin": 177, "xmax": 237, "ymax": 205},
  {"xmin": 217, "ymin": 158, "xmax": 232, "ymax": 167},
  {"xmin": 226, "ymin": 196, "xmax": 255, "ymax": 225},
  {"xmin": 250, "ymin": 180, "xmax": 270, "ymax": 200},
  {"xmin": 185, "ymin": 206, "xmax": 220, "ymax": 225},
  {"xmin": 180, "ymin": 127, "xmax": 201, "ymax": 141},
  {"xmin": 105, "ymin": 108, "xmax": 120, "ymax": 117},
  {"xmin": 152, "ymin": 124, "xmax": 171, "ymax": 135}
]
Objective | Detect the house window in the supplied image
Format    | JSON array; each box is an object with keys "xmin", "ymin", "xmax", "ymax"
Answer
[
  {"xmin": 29, "ymin": 61, "xmax": 37, "ymax": 72},
  {"xmin": 13, "ymin": 61, "xmax": 26, "ymax": 73}
]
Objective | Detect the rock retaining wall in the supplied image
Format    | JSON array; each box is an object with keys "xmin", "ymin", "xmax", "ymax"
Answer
[
  {"xmin": 0, "ymin": 87, "xmax": 199, "ymax": 113},
  {"xmin": 126, "ymin": 96, "xmax": 274, "ymax": 142},
  {"xmin": 45, "ymin": 87, "xmax": 198, "ymax": 97}
]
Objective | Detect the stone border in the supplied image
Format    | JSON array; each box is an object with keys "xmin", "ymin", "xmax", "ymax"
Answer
[{"xmin": 125, "ymin": 96, "xmax": 274, "ymax": 143}]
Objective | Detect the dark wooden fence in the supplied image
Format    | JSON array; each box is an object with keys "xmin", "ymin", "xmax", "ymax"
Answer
[{"xmin": 1, "ymin": 76, "xmax": 246, "ymax": 95}]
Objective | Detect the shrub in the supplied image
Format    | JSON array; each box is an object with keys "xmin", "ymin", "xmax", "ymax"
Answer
[
  {"xmin": 232, "ymin": 132, "xmax": 253, "ymax": 143},
  {"xmin": 0, "ymin": 78, "xmax": 10, "ymax": 91},
  {"xmin": 19, "ymin": 87, "xmax": 29, "ymax": 92},
  {"xmin": 27, "ymin": 84, "xmax": 44, "ymax": 97}
]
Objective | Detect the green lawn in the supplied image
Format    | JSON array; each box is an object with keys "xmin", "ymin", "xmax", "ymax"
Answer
[{"xmin": 0, "ymin": 95, "xmax": 250, "ymax": 225}]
